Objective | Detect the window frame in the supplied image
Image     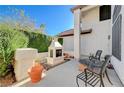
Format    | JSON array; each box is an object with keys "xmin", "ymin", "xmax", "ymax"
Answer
[{"xmin": 99, "ymin": 5, "xmax": 111, "ymax": 21}]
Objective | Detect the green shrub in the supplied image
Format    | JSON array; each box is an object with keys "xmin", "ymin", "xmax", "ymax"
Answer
[
  {"xmin": 24, "ymin": 31, "xmax": 52, "ymax": 52},
  {"xmin": 0, "ymin": 24, "xmax": 29, "ymax": 77},
  {"xmin": 58, "ymin": 38, "xmax": 63, "ymax": 45}
]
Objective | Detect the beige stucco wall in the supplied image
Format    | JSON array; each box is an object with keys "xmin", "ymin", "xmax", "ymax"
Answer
[
  {"xmin": 63, "ymin": 6, "xmax": 111, "ymax": 58},
  {"xmin": 81, "ymin": 6, "xmax": 99, "ymax": 24},
  {"xmin": 37, "ymin": 52, "xmax": 48, "ymax": 63},
  {"xmin": 80, "ymin": 6, "xmax": 111, "ymax": 57},
  {"xmin": 14, "ymin": 48, "xmax": 38, "ymax": 81},
  {"xmin": 63, "ymin": 6, "xmax": 111, "ymax": 57},
  {"xmin": 63, "ymin": 36, "xmax": 74, "ymax": 51},
  {"xmin": 14, "ymin": 48, "xmax": 48, "ymax": 81}
]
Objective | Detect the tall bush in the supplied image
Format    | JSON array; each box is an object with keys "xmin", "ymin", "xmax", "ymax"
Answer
[
  {"xmin": 0, "ymin": 24, "xmax": 29, "ymax": 77},
  {"xmin": 24, "ymin": 31, "xmax": 52, "ymax": 52},
  {"xmin": 58, "ymin": 38, "xmax": 63, "ymax": 45}
]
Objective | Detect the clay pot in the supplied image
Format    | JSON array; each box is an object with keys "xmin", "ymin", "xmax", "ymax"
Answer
[{"xmin": 28, "ymin": 63, "xmax": 44, "ymax": 83}]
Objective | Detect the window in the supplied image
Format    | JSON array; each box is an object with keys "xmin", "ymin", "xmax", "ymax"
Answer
[
  {"xmin": 99, "ymin": 5, "xmax": 111, "ymax": 21},
  {"xmin": 113, "ymin": 5, "xmax": 121, "ymax": 23},
  {"xmin": 112, "ymin": 14, "xmax": 122, "ymax": 61}
]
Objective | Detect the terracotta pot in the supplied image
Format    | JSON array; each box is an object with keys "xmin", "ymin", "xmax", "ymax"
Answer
[{"xmin": 28, "ymin": 64, "xmax": 44, "ymax": 83}]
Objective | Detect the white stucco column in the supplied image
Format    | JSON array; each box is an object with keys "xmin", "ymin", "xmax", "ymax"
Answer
[{"xmin": 74, "ymin": 9, "xmax": 81, "ymax": 60}]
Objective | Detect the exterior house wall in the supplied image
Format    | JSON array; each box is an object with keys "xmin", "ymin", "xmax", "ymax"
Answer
[
  {"xmin": 80, "ymin": 6, "xmax": 111, "ymax": 57},
  {"xmin": 63, "ymin": 36, "xmax": 74, "ymax": 51},
  {"xmin": 63, "ymin": 6, "xmax": 111, "ymax": 58},
  {"xmin": 111, "ymin": 5, "xmax": 124, "ymax": 85}
]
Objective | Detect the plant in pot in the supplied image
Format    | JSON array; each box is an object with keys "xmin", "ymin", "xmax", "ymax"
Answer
[{"xmin": 28, "ymin": 58, "xmax": 44, "ymax": 83}]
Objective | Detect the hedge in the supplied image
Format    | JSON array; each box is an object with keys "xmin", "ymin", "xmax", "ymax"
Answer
[
  {"xmin": 24, "ymin": 31, "xmax": 52, "ymax": 52},
  {"xmin": 58, "ymin": 38, "xmax": 63, "ymax": 45}
]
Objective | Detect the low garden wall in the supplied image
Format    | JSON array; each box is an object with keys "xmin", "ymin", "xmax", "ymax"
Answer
[
  {"xmin": 14, "ymin": 48, "xmax": 48, "ymax": 81},
  {"xmin": 14, "ymin": 48, "xmax": 38, "ymax": 81},
  {"xmin": 64, "ymin": 51, "xmax": 74, "ymax": 56},
  {"xmin": 37, "ymin": 52, "xmax": 48, "ymax": 63}
]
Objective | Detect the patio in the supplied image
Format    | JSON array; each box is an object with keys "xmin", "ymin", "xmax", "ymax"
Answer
[{"xmin": 16, "ymin": 59, "xmax": 123, "ymax": 87}]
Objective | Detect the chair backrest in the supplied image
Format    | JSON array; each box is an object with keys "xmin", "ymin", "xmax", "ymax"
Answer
[
  {"xmin": 94, "ymin": 50, "xmax": 102, "ymax": 60},
  {"xmin": 100, "ymin": 55, "xmax": 111, "ymax": 74}
]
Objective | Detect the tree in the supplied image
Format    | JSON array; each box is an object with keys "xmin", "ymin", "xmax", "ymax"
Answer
[
  {"xmin": 0, "ymin": 24, "xmax": 29, "ymax": 77},
  {"xmin": 0, "ymin": 7, "xmax": 35, "ymax": 32},
  {"xmin": 40, "ymin": 24, "xmax": 46, "ymax": 34}
]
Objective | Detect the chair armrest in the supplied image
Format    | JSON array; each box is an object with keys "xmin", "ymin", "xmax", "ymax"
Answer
[
  {"xmin": 89, "ymin": 55, "xmax": 95, "ymax": 60},
  {"xmin": 89, "ymin": 56, "xmax": 92, "ymax": 60}
]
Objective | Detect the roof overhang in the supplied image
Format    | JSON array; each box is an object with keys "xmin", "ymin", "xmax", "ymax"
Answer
[
  {"xmin": 71, "ymin": 5, "xmax": 98, "ymax": 13},
  {"xmin": 59, "ymin": 29, "xmax": 92, "ymax": 37},
  {"xmin": 71, "ymin": 5, "xmax": 87, "ymax": 13}
]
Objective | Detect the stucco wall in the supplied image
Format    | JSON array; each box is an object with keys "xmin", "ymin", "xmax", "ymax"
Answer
[
  {"xmin": 14, "ymin": 48, "xmax": 38, "ymax": 81},
  {"xmin": 37, "ymin": 52, "xmax": 48, "ymax": 63},
  {"xmin": 14, "ymin": 48, "xmax": 48, "ymax": 81},
  {"xmin": 63, "ymin": 36, "xmax": 74, "ymax": 51},
  {"xmin": 111, "ymin": 6, "xmax": 124, "ymax": 85},
  {"xmin": 74, "ymin": 9, "xmax": 81, "ymax": 59},
  {"xmin": 80, "ymin": 6, "xmax": 111, "ymax": 57},
  {"xmin": 81, "ymin": 6, "xmax": 99, "ymax": 24},
  {"xmin": 63, "ymin": 6, "xmax": 111, "ymax": 57}
]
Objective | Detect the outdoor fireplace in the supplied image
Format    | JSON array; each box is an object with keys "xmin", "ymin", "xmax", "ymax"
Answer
[{"xmin": 47, "ymin": 38, "xmax": 64, "ymax": 65}]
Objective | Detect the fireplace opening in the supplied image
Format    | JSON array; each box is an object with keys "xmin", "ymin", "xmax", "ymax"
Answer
[{"xmin": 56, "ymin": 49, "xmax": 62, "ymax": 57}]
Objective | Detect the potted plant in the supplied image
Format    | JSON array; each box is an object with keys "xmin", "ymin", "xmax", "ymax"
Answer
[{"xmin": 28, "ymin": 58, "xmax": 44, "ymax": 83}]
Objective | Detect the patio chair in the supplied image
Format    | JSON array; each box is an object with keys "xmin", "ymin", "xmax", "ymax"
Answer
[
  {"xmin": 79, "ymin": 50, "xmax": 102, "ymax": 71},
  {"xmin": 89, "ymin": 50, "xmax": 102, "ymax": 61},
  {"xmin": 76, "ymin": 55, "xmax": 112, "ymax": 87}
]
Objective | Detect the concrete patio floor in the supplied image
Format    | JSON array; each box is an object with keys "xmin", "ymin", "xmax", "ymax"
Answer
[{"xmin": 20, "ymin": 59, "xmax": 123, "ymax": 87}]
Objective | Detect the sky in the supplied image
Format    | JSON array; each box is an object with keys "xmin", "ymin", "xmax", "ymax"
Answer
[{"xmin": 0, "ymin": 5, "xmax": 74, "ymax": 36}]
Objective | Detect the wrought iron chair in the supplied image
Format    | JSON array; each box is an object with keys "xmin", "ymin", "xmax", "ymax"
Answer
[
  {"xmin": 79, "ymin": 50, "xmax": 102, "ymax": 67},
  {"xmin": 89, "ymin": 50, "xmax": 102, "ymax": 61},
  {"xmin": 76, "ymin": 55, "xmax": 112, "ymax": 87}
]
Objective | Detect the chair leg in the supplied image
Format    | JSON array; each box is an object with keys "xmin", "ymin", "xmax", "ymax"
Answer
[
  {"xmin": 100, "ymin": 82, "xmax": 102, "ymax": 87},
  {"xmin": 85, "ymin": 72, "xmax": 87, "ymax": 87},
  {"xmin": 100, "ymin": 75, "xmax": 105, "ymax": 87},
  {"xmin": 105, "ymin": 69, "xmax": 113, "ymax": 85},
  {"xmin": 76, "ymin": 77, "xmax": 79, "ymax": 87},
  {"xmin": 85, "ymin": 81, "xmax": 87, "ymax": 87}
]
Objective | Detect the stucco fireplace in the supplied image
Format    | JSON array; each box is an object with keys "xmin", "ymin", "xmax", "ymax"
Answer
[{"xmin": 47, "ymin": 38, "xmax": 64, "ymax": 65}]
